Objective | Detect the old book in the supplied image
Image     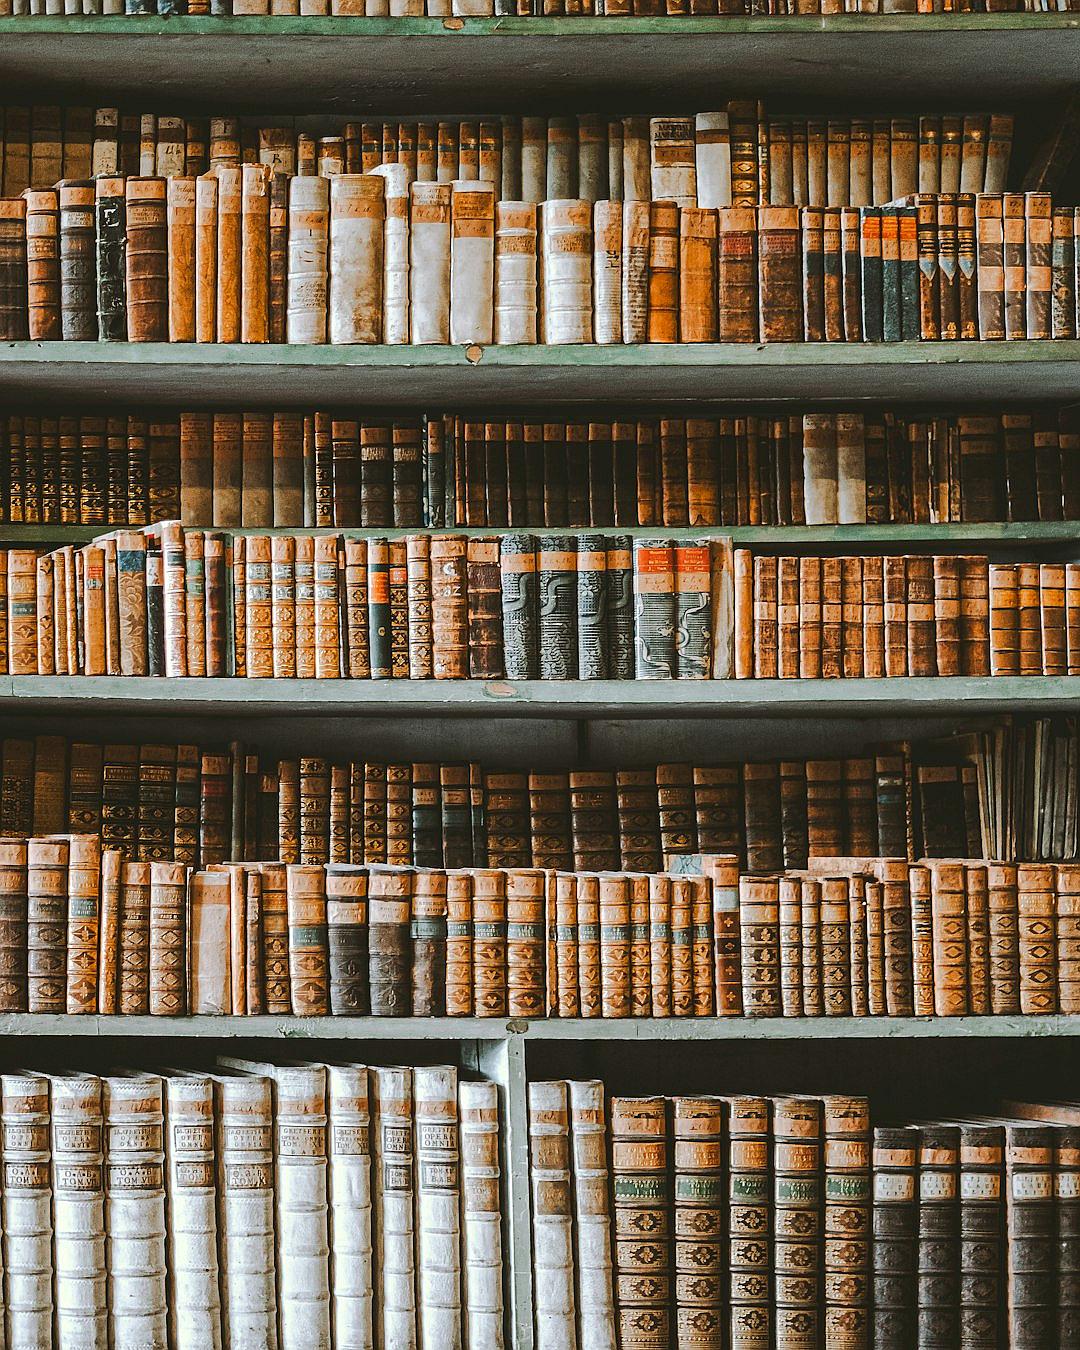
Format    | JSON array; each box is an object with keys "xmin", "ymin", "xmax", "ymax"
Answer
[
  {"xmin": 287, "ymin": 175, "xmax": 329, "ymax": 343},
  {"xmin": 285, "ymin": 862, "xmax": 329, "ymax": 1016},
  {"xmin": 26, "ymin": 834, "xmax": 67, "ymax": 1013},
  {"xmin": 329, "ymin": 174, "xmax": 384, "ymax": 344},
  {"xmin": 542, "ymin": 198, "xmax": 592, "ymax": 344},
  {"xmin": 24, "ymin": 187, "xmax": 60, "ymax": 340},
  {"xmin": 367, "ymin": 864, "xmax": 411, "ymax": 1015},
  {"xmin": 325, "ymin": 1064, "xmax": 374, "ymax": 1349},
  {"xmin": 529, "ymin": 1080, "xmax": 576, "ymax": 1350},
  {"xmin": 872, "ymin": 1124, "xmax": 918, "ymax": 1349},
  {"xmin": 2, "ymin": 1070, "xmax": 54, "ymax": 1349},
  {"xmin": 411, "ymin": 866, "xmax": 446, "ymax": 1014},
  {"xmin": 610, "ymin": 1094, "xmax": 669, "ymax": 1350},
  {"xmin": 450, "ymin": 180, "xmax": 495, "ymax": 345},
  {"xmin": 372, "ymin": 1065, "xmax": 417, "ymax": 1348},
  {"xmin": 459, "ymin": 1079, "xmax": 505, "ymax": 1349},
  {"xmin": 49, "ymin": 1073, "xmax": 108, "ymax": 1348},
  {"xmin": 162, "ymin": 1074, "xmax": 222, "ymax": 1350},
  {"xmin": 94, "ymin": 177, "xmax": 126, "ymax": 340},
  {"xmin": 413, "ymin": 1064, "xmax": 463, "ymax": 1348},
  {"xmin": 104, "ymin": 1074, "xmax": 168, "ymax": 1350},
  {"xmin": 125, "ymin": 177, "xmax": 168, "ymax": 341},
  {"xmin": 1005, "ymin": 1122, "xmax": 1056, "ymax": 1345},
  {"xmin": 727, "ymin": 1094, "xmax": 770, "ymax": 1350},
  {"xmin": 215, "ymin": 1073, "xmax": 278, "ymax": 1347},
  {"xmin": 772, "ymin": 1095, "xmax": 820, "ymax": 1349},
  {"xmin": 646, "ymin": 201, "xmax": 679, "ymax": 342},
  {"xmin": 916, "ymin": 1123, "xmax": 960, "ymax": 1346}
]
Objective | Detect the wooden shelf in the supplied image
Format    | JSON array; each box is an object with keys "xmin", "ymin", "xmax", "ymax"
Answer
[
  {"xmin": 2, "ymin": 341, "xmax": 1080, "ymax": 407},
  {"xmin": 0, "ymin": 14, "xmax": 1077, "ymax": 107},
  {"xmin": 2, "ymin": 1012, "xmax": 1078, "ymax": 1039},
  {"xmin": 4, "ymin": 675, "xmax": 1078, "ymax": 719},
  {"xmin": 4, "ymin": 521, "xmax": 1079, "ymax": 547}
]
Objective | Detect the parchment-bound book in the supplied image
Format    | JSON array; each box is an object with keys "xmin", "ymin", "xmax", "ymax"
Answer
[
  {"xmin": 567, "ymin": 1080, "xmax": 617, "ymax": 1350},
  {"xmin": 372, "ymin": 1065, "xmax": 417, "ymax": 1348},
  {"xmin": 371, "ymin": 163, "xmax": 410, "ymax": 344},
  {"xmin": 409, "ymin": 181, "xmax": 451, "ymax": 344},
  {"xmin": 327, "ymin": 1064, "xmax": 374, "ymax": 1350},
  {"xmin": 494, "ymin": 201, "xmax": 538, "ymax": 344},
  {"xmin": 592, "ymin": 200, "xmax": 622, "ymax": 344},
  {"xmin": 2, "ymin": 1072, "xmax": 53, "ymax": 1349},
  {"xmin": 164, "ymin": 1073, "xmax": 223, "ymax": 1350},
  {"xmin": 459, "ymin": 1079, "xmax": 505, "ymax": 1350},
  {"xmin": 528, "ymin": 1079, "xmax": 577, "ymax": 1350},
  {"xmin": 414, "ymin": 1065, "xmax": 463, "ymax": 1350},
  {"xmin": 104, "ymin": 1074, "xmax": 168, "ymax": 1350},
  {"xmin": 329, "ymin": 174, "xmax": 385, "ymax": 344},
  {"xmin": 287, "ymin": 175, "xmax": 329, "ymax": 344},
  {"xmin": 542, "ymin": 199, "xmax": 593, "ymax": 344},
  {"xmin": 450, "ymin": 181, "xmax": 495, "ymax": 345},
  {"xmin": 215, "ymin": 1073, "xmax": 279, "ymax": 1349},
  {"xmin": 50, "ymin": 1074, "xmax": 108, "ymax": 1350}
]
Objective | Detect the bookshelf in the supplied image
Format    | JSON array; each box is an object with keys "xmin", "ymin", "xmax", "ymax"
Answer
[
  {"xmin": 3, "ymin": 340, "xmax": 1080, "ymax": 404},
  {"xmin": 6, "ymin": 674, "xmax": 1080, "ymax": 718},
  {"xmin": 4, "ymin": 12, "xmax": 1080, "ymax": 1350}
]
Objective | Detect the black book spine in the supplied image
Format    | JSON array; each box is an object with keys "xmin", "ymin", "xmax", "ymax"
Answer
[
  {"xmin": 145, "ymin": 541, "xmax": 165, "ymax": 677},
  {"xmin": 58, "ymin": 182, "xmax": 99, "ymax": 342},
  {"xmin": 873, "ymin": 1125, "xmax": 919, "ymax": 1350},
  {"xmin": 367, "ymin": 537, "xmax": 391, "ymax": 679},
  {"xmin": 881, "ymin": 206, "xmax": 902, "ymax": 343},
  {"xmin": 899, "ymin": 206, "xmax": 920, "ymax": 341},
  {"xmin": 499, "ymin": 533, "xmax": 538, "ymax": 680},
  {"xmin": 958, "ymin": 1124, "xmax": 1004, "ymax": 1350},
  {"xmin": 860, "ymin": 207, "xmax": 884, "ymax": 343},
  {"xmin": 917, "ymin": 1124, "xmax": 960, "ymax": 1348},
  {"xmin": 605, "ymin": 534, "xmax": 634, "ymax": 680},
  {"xmin": 1057, "ymin": 1125, "xmax": 1080, "ymax": 1349},
  {"xmin": 576, "ymin": 534, "xmax": 608, "ymax": 680},
  {"xmin": 537, "ymin": 533, "xmax": 577, "ymax": 679},
  {"xmin": 95, "ymin": 180, "xmax": 127, "ymax": 342}
]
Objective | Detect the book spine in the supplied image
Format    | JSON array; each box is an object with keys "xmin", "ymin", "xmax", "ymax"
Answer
[
  {"xmin": 729, "ymin": 1095, "xmax": 770, "ymax": 1350},
  {"xmin": 217, "ymin": 1075, "xmax": 278, "ymax": 1347},
  {"xmin": 163, "ymin": 1074, "xmax": 222, "ymax": 1350},
  {"xmin": 411, "ymin": 867, "xmax": 447, "ymax": 1016},
  {"xmin": 325, "ymin": 862, "xmax": 369, "ymax": 1015},
  {"xmin": 1006, "ymin": 1123, "xmax": 1056, "ymax": 1346},
  {"xmin": 285, "ymin": 862, "xmax": 329, "ymax": 1015},
  {"xmin": 459, "ymin": 1079, "xmax": 505, "ymax": 1349},
  {"xmin": 611, "ymin": 1094, "xmax": 670, "ymax": 1350},
  {"xmin": 325, "ymin": 1065, "xmax": 373, "ymax": 1349},
  {"xmin": 368, "ymin": 867, "xmax": 412, "ymax": 1015},
  {"xmin": 773, "ymin": 1095, "xmax": 821, "ymax": 1350},
  {"xmin": 414, "ymin": 1064, "xmax": 463, "ymax": 1349},
  {"xmin": 372, "ymin": 1065, "xmax": 417, "ymax": 1349},
  {"xmin": 873, "ymin": 1125, "xmax": 919, "ymax": 1350},
  {"xmin": 2, "ymin": 1071, "xmax": 54, "ymax": 1350},
  {"xmin": 27, "ymin": 835, "xmax": 68, "ymax": 1013}
]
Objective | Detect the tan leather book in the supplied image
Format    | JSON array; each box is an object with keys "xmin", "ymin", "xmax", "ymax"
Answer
[
  {"xmin": 679, "ymin": 206, "xmax": 717, "ymax": 342},
  {"xmin": 1017, "ymin": 863, "xmax": 1056, "ymax": 1014},
  {"xmin": 285, "ymin": 862, "xmax": 329, "ymax": 1015},
  {"xmin": 292, "ymin": 534, "xmax": 315, "ymax": 679},
  {"xmin": 343, "ymin": 538, "xmax": 370, "ymax": 679},
  {"xmin": 269, "ymin": 534, "xmax": 296, "ymax": 679},
  {"xmin": 960, "ymin": 555, "xmax": 991, "ymax": 676},
  {"xmin": 717, "ymin": 206, "xmax": 758, "ymax": 343},
  {"xmin": 160, "ymin": 521, "xmax": 188, "ymax": 677},
  {"xmin": 179, "ymin": 529, "xmax": 205, "ymax": 678},
  {"xmin": 118, "ymin": 860, "xmax": 151, "ymax": 1014},
  {"xmin": 987, "ymin": 862, "xmax": 1020, "ymax": 1015},
  {"xmin": 540, "ymin": 198, "xmax": 592, "ymax": 345},
  {"xmin": 34, "ymin": 553, "xmax": 55, "ymax": 676},
  {"xmin": 646, "ymin": 201, "xmax": 679, "ymax": 343},
  {"xmin": 125, "ymin": 177, "xmax": 168, "ymax": 342},
  {"xmin": 611, "ymin": 1094, "xmax": 670, "ymax": 1349},
  {"xmin": 472, "ymin": 868, "xmax": 507, "ymax": 1017},
  {"xmin": 862, "ymin": 555, "xmax": 885, "ymax": 679},
  {"xmin": 214, "ymin": 164, "xmax": 242, "ymax": 343},
  {"xmin": 927, "ymin": 859, "xmax": 967, "ymax": 1016},
  {"xmin": 195, "ymin": 179, "xmax": 219, "ymax": 341},
  {"xmin": 445, "ymin": 870, "xmax": 473, "ymax": 1016},
  {"xmin": 576, "ymin": 872, "xmax": 601, "ymax": 1019},
  {"xmin": 240, "ymin": 163, "xmax": 270, "ymax": 343},
  {"xmin": 312, "ymin": 534, "xmax": 341, "ymax": 679},
  {"xmin": 777, "ymin": 554, "xmax": 799, "ymax": 680},
  {"xmin": 27, "ymin": 834, "xmax": 68, "ymax": 1012},
  {"xmin": 752, "ymin": 553, "xmax": 777, "ymax": 679},
  {"xmin": 647, "ymin": 873, "xmax": 672, "ymax": 1017},
  {"xmin": 231, "ymin": 535, "xmax": 247, "ymax": 678},
  {"xmin": 932, "ymin": 554, "xmax": 961, "ymax": 677},
  {"xmin": 840, "ymin": 555, "xmax": 863, "ymax": 679},
  {"xmin": 244, "ymin": 533, "xmax": 273, "ymax": 679},
  {"xmin": 97, "ymin": 847, "xmax": 121, "ymax": 1014},
  {"xmin": 430, "ymin": 534, "xmax": 467, "ymax": 679},
  {"xmin": 1017, "ymin": 560, "xmax": 1043, "ymax": 675},
  {"xmin": 166, "ymin": 177, "xmax": 196, "ymax": 342},
  {"xmin": 506, "ymin": 867, "xmax": 544, "ymax": 1019},
  {"xmin": 670, "ymin": 875, "xmax": 693, "ymax": 1017},
  {"xmin": 1040, "ymin": 562, "xmax": 1067, "ymax": 676},
  {"xmin": 149, "ymin": 859, "xmax": 186, "ymax": 1015},
  {"xmin": 553, "ymin": 872, "xmax": 580, "ymax": 1017},
  {"xmin": 23, "ymin": 187, "xmax": 60, "ymax": 340},
  {"xmin": 989, "ymin": 562, "xmax": 1020, "ymax": 675},
  {"xmin": 1056, "ymin": 864, "xmax": 1080, "ymax": 1016}
]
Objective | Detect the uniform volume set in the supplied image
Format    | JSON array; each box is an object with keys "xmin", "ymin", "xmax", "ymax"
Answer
[{"xmin": 3, "ymin": 834, "xmax": 1080, "ymax": 1019}]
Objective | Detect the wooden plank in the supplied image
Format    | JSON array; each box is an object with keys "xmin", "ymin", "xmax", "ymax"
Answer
[
  {"xmin": 4, "ymin": 521, "xmax": 1080, "ymax": 547},
  {"xmin": 3, "ymin": 341, "xmax": 1080, "ymax": 406},
  {"xmin": 1, "ymin": 15, "xmax": 1078, "ymax": 107},
  {"xmin": 5, "ymin": 675, "xmax": 1080, "ymax": 719}
]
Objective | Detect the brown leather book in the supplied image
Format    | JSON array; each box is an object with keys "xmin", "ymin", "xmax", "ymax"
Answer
[
  {"xmin": 679, "ymin": 207, "xmax": 717, "ymax": 342},
  {"xmin": 0, "ymin": 198, "xmax": 29, "ymax": 340},
  {"xmin": 409, "ymin": 867, "xmax": 445, "ymax": 1016},
  {"xmin": 0, "ymin": 838, "xmax": 28, "ymax": 1013},
  {"xmin": 27, "ymin": 835, "xmax": 68, "ymax": 1013},
  {"xmin": 466, "ymin": 538, "xmax": 503, "ymax": 680},
  {"xmin": 241, "ymin": 163, "xmax": 270, "ymax": 343},
  {"xmin": 118, "ymin": 860, "xmax": 150, "ymax": 1014},
  {"xmin": 841, "ymin": 555, "xmax": 863, "ymax": 679},
  {"xmin": 905, "ymin": 554, "xmax": 936, "ymax": 677},
  {"xmin": 506, "ymin": 868, "xmax": 544, "ymax": 1019},
  {"xmin": 325, "ymin": 861, "xmax": 368, "ymax": 1015},
  {"xmin": 125, "ymin": 178, "xmax": 168, "ymax": 342},
  {"xmin": 717, "ymin": 207, "xmax": 758, "ymax": 342},
  {"xmin": 1017, "ymin": 863, "xmax": 1056, "ymax": 1014},
  {"xmin": 430, "ymin": 534, "xmax": 468, "ymax": 679},
  {"xmin": 445, "ymin": 870, "xmax": 473, "ymax": 1017},
  {"xmin": 24, "ymin": 188, "xmax": 60, "ymax": 341},
  {"xmin": 758, "ymin": 206, "xmax": 801, "ymax": 341},
  {"xmin": 932, "ymin": 554, "xmax": 961, "ymax": 676},
  {"xmin": 368, "ymin": 864, "xmax": 412, "ymax": 1015},
  {"xmin": 148, "ymin": 859, "xmax": 186, "ymax": 1016},
  {"xmin": 611, "ymin": 1095, "xmax": 671, "ymax": 1349},
  {"xmin": 646, "ymin": 201, "xmax": 680, "ymax": 343},
  {"xmin": 166, "ymin": 177, "xmax": 196, "ymax": 342},
  {"xmin": 472, "ymin": 869, "xmax": 507, "ymax": 1017},
  {"xmin": 285, "ymin": 862, "xmax": 329, "ymax": 1016},
  {"xmin": 216, "ymin": 164, "xmax": 243, "ymax": 344},
  {"xmin": 1017, "ymin": 561, "xmax": 1043, "ymax": 675}
]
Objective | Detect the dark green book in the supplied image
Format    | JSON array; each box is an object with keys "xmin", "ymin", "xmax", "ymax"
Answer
[
  {"xmin": 499, "ymin": 533, "xmax": 538, "ymax": 680},
  {"xmin": 576, "ymin": 534, "xmax": 608, "ymax": 680},
  {"xmin": 880, "ymin": 206, "xmax": 902, "ymax": 342},
  {"xmin": 537, "ymin": 534, "xmax": 577, "ymax": 679},
  {"xmin": 898, "ymin": 206, "xmax": 920, "ymax": 340}
]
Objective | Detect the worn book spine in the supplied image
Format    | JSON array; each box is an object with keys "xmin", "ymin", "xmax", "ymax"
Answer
[
  {"xmin": 95, "ymin": 177, "xmax": 126, "ymax": 340},
  {"xmin": 49, "ymin": 1073, "xmax": 108, "ymax": 1348},
  {"xmin": 287, "ymin": 175, "xmax": 329, "ymax": 343},
  {"xmin": 611, "ymin": 1094, "xmax": 670, "ymax": 1350},
  {"xmin": 1, "ymin": 1071, "xmax": 53, "ymax": 1349},
  {"xmin": 284, "ymin": 862, "xmax": 329, "ymax": 1016},
  {"xmin": 917, "ymin": 1123, "xmax": 960, "ymax": 1347},
  {"xmin": 450, "ymin": 180, "xmax": 495, "ymax": 345},
  {"xmin": 772, "ymin": 1095, "xmax": 820, "ymax": 1350},
  {"xmin": 328, "ymin": 173, "xmax": 384, "ymax": 344},
  {"xmin": 728, "ymin": 1094, "xmax": 770, "ymax": 1350},
  {"xmin": 411, "ymin": 867, "xmax": 447, "ymax": 1015},
  {"xmin": 24, "ymin": 187, "xmax": 60, "ymax": 340},
  {"xmin": 873, "ymin": 1125, "xmax": 918, "ymax": 1350},
  {"xmin": 367, "ymin": 865, "xmax": 411, "ymax": 1015},
  {"xmin": 65, "ymin": 832, "xmax": 100, "ymax": 1014},
  {"xmin": 163, "ymin": 1074, "xmax": 222, "ymax": 1350},
  {"xmin": 148, "ymin": 859, "xmax": 186, "ymax": 1015},
  {"xmin": 104, "ymin": 1074, "xmax": 168, "ymax": 1350},
  {"xmin": 216, "ymin": 1074, "xmax": 278, "ymax": 1347},
  {"xmin": 413, "ymin": 1064, "xmax": 463, "ymax": 1349},
  {"xmin": 125, "ymin": 177, "xmax": 168, "ymax": 341},
  {"xmin": 27, "ymin": 834, "xmax": 67, "ymax": 1013},
  {"xmin": 459, "ymin": 1079, "xmax": 504, "ymax": 1350},
  {"xmin": 1006, "ymin": 1122, "xmax": 1056, "ymax": 1346},
  {"xmin": 528, "ymin": 1080, "xmax": 576, "ymax": 1350},
  {"xmin": 325, "ymin": 1064, "xmax": 374, "ymax": 1349},
  {"xmin": 372, "ymin": 1065, "xmax": 417, "ymax": 1349}
]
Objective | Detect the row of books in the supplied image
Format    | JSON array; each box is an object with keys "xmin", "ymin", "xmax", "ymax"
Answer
[
  {"xmin": 0, "ymin": 1060, "xmax": 503, "ymax": 1350},
  {"xmin": 10, "ymin": 528, "xmax": 1080, "ymax": 682},
  {"xmin": 4, "ymin": 834, "xmax": 1078, "ymax": 1018},
  {"xmin": 529, "ymin": 1081, "xmax": 1080, "ymax": 1350},
  {"xmin": 7, "ymin": 720, "xmax": 1073, "ymax": 874},
  {"xmin": 3, "ymin": 0, "xmax": 1074, "ymax": 14},
  {"xmin": 1, "ymin": 181, "xmax": 1072, "ymax": 346},
  {"xmin": 7, "ymin": 406, "xmax": 1080, "ymax": 531},
  {"xmin": 737, "ymin": 552, "xmax": 1080, "ymax": 679},
  {"xmin": 0, "ymin": 106, "xmax": 1013, "ymax": 208}
]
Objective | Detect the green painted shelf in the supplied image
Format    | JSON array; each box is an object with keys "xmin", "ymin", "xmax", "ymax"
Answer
[
  {"xmin": 1, "ymin": 1012, "xmax": 1079, "ymax": 1039},
  {"xmin": 4, "ymin": 674, "xmax": 1079, "ymax": 719},
  {"xmin": 1, "ymin": 13, "xmax": 1078, "ymax": 105},
  {"xmin": 4, "ymin": 521, "xmax": 1080, "ymax": 547},
  {"xmin": 2, "ymin": 341, "xmax": 1080, "ymax": 406}
]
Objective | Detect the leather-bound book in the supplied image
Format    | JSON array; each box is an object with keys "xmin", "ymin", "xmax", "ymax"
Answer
[
  {"xmin": 799, "ymin": 876, "xmax": 823, "ymax": 1016},
  {"xmin": 0, "ymin": 198, "xmax": 28, "ymax": 339},
  {"xmin": 859, "ymin": 207, "xmax": 883, "ymax": 342},
  {"xmin": 611, "ymin": 1095, "xmax": 670, "ymax": 1350},
  {"xmin": 739, "ymin": 874, "xmax": 780, "ymax": 1017},
  {"xmin": 450, "ymin": 180, "xmax": 495, "ymax": 345},
  {"xmin": 717, "ymin": 206, "xmax": 758, "ymax": 342},
  {"xmin": 820, "ymin": 876, "xmax": 852, "ymax": 1016},
  {"xmin": 411, "ymin": 867, "xmax": 447, "ymax": 1015},
  {"xmin": 285, "ymin": 862, "xmax": 329, "ymax": 1015},
  {"xmin": 1003, "ymin": 192, "xmax": 1028, "ymax": 339},
  {"xmin": 975, "ymin": 194, "xmax": 1005, "ymax": 340},
  {"xmin": 570, "ymin": 770, "xmax": 618, "ymax": 873},
  {"xmin": 1017, "ymin": 863, "xmax": 1056, "ymax": 1014},
  {"xmin": 148, "ymin": 859, "xmax": 186, "ymax": 1015},
  {"xmin": 957, "ymin": 195, "xmax": 979, "ymax": 339},
  {"xmin": 466, "ymin": 538, "xmax": 504, "ymax": 679},
  {"xmin": 367, "ymin": 864, "xmax": 412, "ymax": 1015},
  {"xmin": 1025, "ymin": 191, "xmax": 1053, "ymax": 340},
  {"xmin": 445, "ymin": 870, "xmax": 473, "ymax": 1016},
  {"xmin": 772, "ymin": 1096, "xmax": 821, "ymax": 1349},
  {"xmin": 163, "ymin": 177, "xmax": 195, "ymax": 342},
  {"xmin": 430, "ymin": 534, "xmax": 468, "ymax": 680},
  {"xmin": 576, "ymin": 534, "xmax": 608, "ymax": 680},
  {"xmin": 840, "ymin": 555, "xmax": 863, "ymax": 678},
  {"xmin": 554, "ymin": 873, "xmax": 580, "ymax": 1018},
  {"xmin": 498, "ymin": 533, "xmax": 538, "ymax": 680},
  {"xmin": 1017, "ymin": 561, "xmax": 1043, "ymax": 675},
  {"xmin": 24, "ymin": 187, "xmax": 60, "ymax": 340},
  {"xmin": 257, "ymin": 861, "xmax": 290, "ymax": 1013},
  {"xmin": 727, "ymin": 1094, "xmax": 770, "ymax": 1350},
  {"xmin": 27, "ymin": 834, "xmax": 68, "ymax": 1013},
  {"xmin": 1040, "ymin": 561, "xmax": 1068, "ymax": 675},
  {"xmin": 917, "ymin": 1123, "xmax": 960, "ymax": 1347},
  {"xmin": 675, "ymin": 538, "xmax": 712, "ymax": 679},
  {"xmin": 472, "ymin": 868, "xmax": 507, "ymax": 1016},
  {"xmin": 577, "ymin": 873, "xmax": 602, "ymax": 1018},
  {"xmin": 124, "ymin": 177, "xmax": 167, "ymax": 341},
  {"xmin": 1052, "ymin": 207, "xmax": 1076, "ymax": 339},
  {"xmin": 267, "ymin": 170, "xmax": 289, "ymax": 342},
  {"xmin": 670, "ymin": 1096, "xmax": 724, "ymax": 1349},
  {"xmin": 757, "ymin": 206, "xmax": 800, "ymax": 341},
  {"xmin": 823, "ymin": 1096, "xmax": 871, "ymax": 1345},
  {"xmin": 325, "ymin": 861, "xmax": 368, "ymax": 1014},
  {"xmin": 840, "ymin": 207, "xmax": 863, "ymax": 341},
  {"xmin": 957, "ymin": 1121, "xmax": 1005, "ymax": 1350},
  {"xmin": 1005, "ymin": 1122, "xmax": 1056, "ymax": 1345},
  {"xmin": 801, "ymin": 205, "xmax": 825, "ymax": 341},
  {"xmin": 0, "ymin": 838, "xmax": 28, "ymax": 1012},
  {"xmin": 214, "ymin": 165, "xmax": 242, "ymax": 343},
  {"xmin": 778, "ymin": 876, "xmax": 802, "ymax": 1016},
  {"xmin": 679, "ymin": 207, "xmax": 717, "ymax": 342},
  {"xmin": 647, "ymin": 873, "xmax": 672, "ymax": 1016},
  {"xmin": 1057, "ymin": 865, "xmax": 1080, "ymax": 1016},
  {"xmin": 117, "ymin": 859, "xmax": 151, "ymax": 1013},
  {"xmin": 605, "ymin": 534, "xmax": 635, "ymax": 680},
  {"xmin": 873, "ymin": 1125, "xmax": 919, "ymax": 1349},
  {"xmin": 507, "ymin": 867, "xmax": 544, "ymax": 1018}
]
